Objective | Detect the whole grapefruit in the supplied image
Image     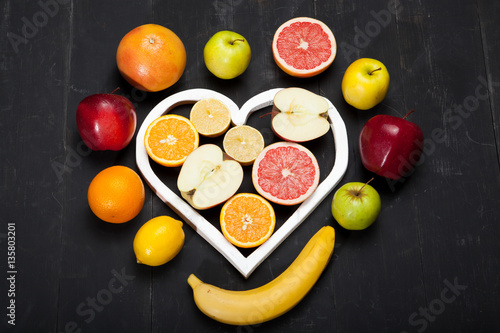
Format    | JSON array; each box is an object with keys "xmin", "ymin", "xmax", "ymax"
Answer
[{"xmin": 116, "ymin": 24, "xmax": 186, "ymax": 92}]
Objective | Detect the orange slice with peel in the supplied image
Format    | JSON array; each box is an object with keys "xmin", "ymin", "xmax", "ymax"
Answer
[
  {"xmin": 144, "ymin": 114, "xmax": 199, "ymax": 167},
  {"xmin": 220, "ymin": 193, "xmax": 276, "ymax": 248}
]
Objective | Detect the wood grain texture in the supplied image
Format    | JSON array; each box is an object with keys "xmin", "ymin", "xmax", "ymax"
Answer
[
  {"xmin": 0, "ymin": 1, "xmax": 70, "ymax": 331},
  {"xmin": 0, "ymin": 0, "xmax": 499, "ymax": 332},
  {"xmin": 56, "ymin": 1, "xmax": 153, "ymax": 332},
  {"xmin": 478, "ymin": 0, "xmax": 500, "ymax": 164}
]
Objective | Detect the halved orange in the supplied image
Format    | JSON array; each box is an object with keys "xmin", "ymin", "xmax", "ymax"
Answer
[
  {"xmin": 144, "ymin": 114, "xmax": 199, "ymax": 167},
  {"xmin": 189, "ymin": 98, "xmax": 232, "ymax": 137},
  {"xmin": 220, "ymin": 193, "xmax": 276, "ymax": 248}
]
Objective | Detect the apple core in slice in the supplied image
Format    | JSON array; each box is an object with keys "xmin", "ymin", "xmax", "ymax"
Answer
[
  {"xmin": 252, "ymin": 142, "xmax": 320, "ymax": 205},
  {"xmin": 177, "ymin": 144, "xmax": 244, "ymax": 210},
  {"xmin": 272, "ymin": 87, "xmax": 330, "ymax": 142}
]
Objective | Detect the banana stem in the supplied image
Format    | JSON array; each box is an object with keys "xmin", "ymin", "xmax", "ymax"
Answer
[{"xmin": 187, "ymin": 274, "xmax": 202, "ymax": 288}]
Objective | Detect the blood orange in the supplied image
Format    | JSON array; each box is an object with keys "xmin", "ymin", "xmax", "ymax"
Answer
[
  {"xmin": 272, "ymin": 17, "xmax": 336, "ymax": 78},
  {"xmin": 252, "ymin": 142, "xmax": 320, "ymax": 205}
]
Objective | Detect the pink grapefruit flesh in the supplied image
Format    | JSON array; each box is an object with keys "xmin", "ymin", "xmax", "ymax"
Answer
[
  {"xmin": 252, "ymin": 142, "xmax": 320, "ymax": 205},
  {"xmin": 272, "ymin": 17, "xmax": 336, "ymax": 78}
]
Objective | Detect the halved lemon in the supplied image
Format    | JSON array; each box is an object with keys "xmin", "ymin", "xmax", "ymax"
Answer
[
  {"xmin": 223, "ymin": 125, "xmax": 264, "ymax": 166},
  {"xmin": 189, "ymin": 98, "xmax": 232, "ymax": 137}
]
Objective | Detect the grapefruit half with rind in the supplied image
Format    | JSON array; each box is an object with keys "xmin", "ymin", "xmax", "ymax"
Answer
[
  {"xmin": 272, "ymin": 17, "xmax": 336, "ymax": 78},
  {"xmin": 252, "ymin": 142, "xmax": 320, "ymax": 205}
]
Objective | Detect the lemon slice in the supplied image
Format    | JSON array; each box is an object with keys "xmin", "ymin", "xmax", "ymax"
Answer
[
  {"xmin": 223, "ymin": 125, "xmax": 264, "ymax": 166},
  {"xmin": 189, "ymin": 98, "xmax": 232, "ymax": 137}
]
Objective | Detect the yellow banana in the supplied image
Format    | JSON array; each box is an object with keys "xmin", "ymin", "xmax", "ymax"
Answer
[{"xmin": 187, "ymin": 226, "xmax": 335, "ymax": 326}]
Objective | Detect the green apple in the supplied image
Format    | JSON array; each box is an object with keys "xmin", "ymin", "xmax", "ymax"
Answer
[
  {"xmin": 331, "ymin": 181, "xmax": 381, "ymax": 230},
  {"xmin": 204, "ymin": 31, "xmax": 251, "ymax": 79},
  {"xmin": 341, "ymin": 58, "xmax": 390, "ymax": 110}
]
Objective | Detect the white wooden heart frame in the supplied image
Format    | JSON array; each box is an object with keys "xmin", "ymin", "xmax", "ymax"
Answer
[{"xmin": 136, "ymin": 88, "xmax": 349, "ymax": 278}]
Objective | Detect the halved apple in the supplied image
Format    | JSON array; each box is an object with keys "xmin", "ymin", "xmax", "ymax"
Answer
[
  {"xmin": 271, "ymin": 87, "xmax": 331, "ymax": 142},
  {"xmin": 177, "ymin": 144, "xmax": 244, "ymax": 210}
]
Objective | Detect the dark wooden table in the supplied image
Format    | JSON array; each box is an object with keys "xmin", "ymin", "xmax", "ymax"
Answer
[{"xmin": 2, "ymin": 1, "xmax": 499, "ymax": 332}]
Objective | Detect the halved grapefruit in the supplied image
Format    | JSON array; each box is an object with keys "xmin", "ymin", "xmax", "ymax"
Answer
[
  {"xmin": 252, "ymin": 142, "xmax": 320, "ymax": 205},
  {"xmin": 272, "ymin": 17, "xmax": 336, "ymax": 78}
]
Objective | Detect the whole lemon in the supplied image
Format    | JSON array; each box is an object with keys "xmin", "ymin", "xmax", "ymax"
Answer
[{"xmin": 133, "ymin": 216, "xmax": 185, "ymax": 266}]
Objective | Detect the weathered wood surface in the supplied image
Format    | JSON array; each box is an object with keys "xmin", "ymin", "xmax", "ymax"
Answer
[{"xmin": 1, "ymin": 0, "xmax": 499, "ymax": 332}]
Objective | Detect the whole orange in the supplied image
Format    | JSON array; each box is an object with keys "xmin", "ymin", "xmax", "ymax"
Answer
[
  {"xmin": 87, "ymin": 166, "xmax": 145, "ymax": 223},
  {"xmin": 116, "ymin": 24, "xmax": 186, "ymax": 92}
]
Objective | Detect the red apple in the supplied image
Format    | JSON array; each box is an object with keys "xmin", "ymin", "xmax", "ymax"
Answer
[
  {"xmin": 76, "ymin": 94, "xmax": 137, "ymax": 151},
  {"xmin": 359, "ymin": 110, "xmax": 424, "ymax": 180}
]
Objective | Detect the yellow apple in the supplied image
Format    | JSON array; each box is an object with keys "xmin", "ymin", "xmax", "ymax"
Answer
[
  {"xmin": 204, "ymin": 31, "xmax": 251, "ymax": 79},
  {"xmin": 341, "ymin": 58, "xmax": 390, "ymax": 110}
]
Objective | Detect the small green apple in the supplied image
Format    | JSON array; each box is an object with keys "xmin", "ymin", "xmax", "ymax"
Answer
[
  {"xmin": 204, "ymin": 31, "xmax": 251, "ymax": 79},
  {"xmin": 341, "ymin": 58, "xmax": 390, "ymax": 110},
  {"xmin": 331, "ymin": 180, "xmax": 381, "ymax": 230}
]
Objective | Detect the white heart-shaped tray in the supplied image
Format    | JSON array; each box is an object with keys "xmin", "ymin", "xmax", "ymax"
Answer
[{"xmin": 136, "ymin": 88, "xmax": 348, "ymax": 278}]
